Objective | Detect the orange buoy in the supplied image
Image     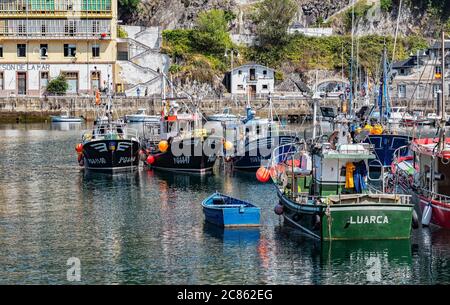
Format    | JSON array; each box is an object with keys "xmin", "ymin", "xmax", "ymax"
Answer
[
  {"xmin": 256, "ymin": 167, "xmax": 270, "ymax": 183},
  {"xmin": 442, "ymin": 150, "xmax": 450, "ymax": 160},
  {"xmin": 224, "ymin": 140, "xmax": 234, "ymax": 151},
  {"xmin": 286, "ymin": 159, "xmax": 300, "ymax": 167},
  {"xmin": 146, "ymin": 155, "xmax": 155, "ymax": 165},
  {"xmin": 158, "ymin": 140, "xmax": 169, "ymax": 153},
  {"xmin": 75, "ymin": 143, "xmax": 83, "ymax": 153}
]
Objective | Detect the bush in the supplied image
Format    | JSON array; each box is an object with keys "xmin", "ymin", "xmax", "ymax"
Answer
[
  {"xmin": 192, "ymin": 9, "xmax": 232, "ymax": 56},
  {"xmin": 117, "ymin": 26, "xmax": 128, "ymax": 38},
  {"xmin": 380, "ymin": 0, "xmax": 392, "ymax": 12},
  {"xmin": 46, "ymin": 75, "xmax": 68, "ymax": 95},
  {"xmin": 119, "ymin": 0, "xmax": 140, "ymax": 14}
]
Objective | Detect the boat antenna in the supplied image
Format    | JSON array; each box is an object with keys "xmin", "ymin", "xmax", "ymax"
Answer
[{"xmin": 349, "ymin": 0, "xmax": 355, "ymax": 117}]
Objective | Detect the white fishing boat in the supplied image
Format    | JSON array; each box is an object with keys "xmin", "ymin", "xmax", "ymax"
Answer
[
  {"xmin": 50, "ymin": 110, "xmax": 83, "ymax": 123},
  {"xmin": 207, "ymin": 107, "xmax": 239, "ymax": 122},
  {"xmin": 125, "ymin": 108, "xmax": 160, "ymax": 123}
]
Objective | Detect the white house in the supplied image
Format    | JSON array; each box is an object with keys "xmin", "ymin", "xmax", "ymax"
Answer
[{"xmin": 229, "ymin": 63, "xmax": 275, "ymax": 95}]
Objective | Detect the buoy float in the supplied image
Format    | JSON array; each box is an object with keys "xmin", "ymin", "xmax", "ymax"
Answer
[
  {"xmin": 274, "ymin": 204, "xmax": 284, "ymax": 215},
  {"xmin": 158, "ymin": 140, "xmax": 169, "ymax": 153},
  {"xmin": 256, "ymin": 166, "xmax": 270, "ymax": 183},
  {"xmin": 139, "ymin": 149, "xmax": 147, "ymax": 161},
  {"xmin": 442, "ymin": 150, "xmax": 450, "ymax": 160},
  {"xmin": 224, "ymin": 140, "xmax": 234, "ymax": 151},
  {"xmin": 75, "ymin": 143, "xmax": 83, "ymax": 153},
  {"xmin": 286, "ymin": 159, "xmax": 301, "ymax": 167},
  {"xmin": 146, "ymin": 155, "xmax": 155, "ymax": 165}
]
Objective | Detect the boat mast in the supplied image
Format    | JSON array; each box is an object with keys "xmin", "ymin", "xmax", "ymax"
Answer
[{"xmin": 439, "ymin": 30, "xmax": 446, "ymax": 151}]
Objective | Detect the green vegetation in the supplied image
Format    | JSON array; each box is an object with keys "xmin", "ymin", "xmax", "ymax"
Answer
[
  {"xmin": 253, "ymin": 0, "xmax": 297, "ymax": 48},
  {"xmin": 343, "ymin": 0, "xmax": 373, "ymax": 31},
  {"xmin": 117, "ymin": 26, "xmax": 128, "ymax": 38},
  {"xmin": 380, "ymin": 0, "xmax": 392, "ymax": 11},
  {"xmin": 46, "ymin": 76, "xmax": 68, "ymax": 95},
  {"xmin": 161, "ymin": 3, "xmax": 430, "ymax": 86},
  {"xmin": 119, "ymin": 0, "xmax": 140, "ymax": 14},
  {"xmin": 162, "ymin": 9, "xmax": 235, "ymax": 85}
]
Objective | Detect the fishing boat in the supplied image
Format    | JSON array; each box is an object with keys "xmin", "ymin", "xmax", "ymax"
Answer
[
  {"xmin": 76, "ymin": 96, "xmax": 140, "ymax": 174},
  {"xmin": 207, "ymin": 107, "xmax": 239, "ymax": 122},
  {"xmin": 269, "ymin": 119, "xmax": 414, "ymax": 241},
  {"xmin": 51, "ymin": 110, "xmax": 83, "ymax": 123},
  {"xmin": 230, "ymin": 97, "xmax": 298, "ymax": 171},
  {"xmin": 202, "ymin": 192, "xmax": 260, "ymax": 227},
  {"xmin": 125, "ymin": 108, "xmax": 160, "ymax": 123},
  {"xmin": 141, "ymin": 101, "xmax": 221, "ymax": 173},
  {"xmin": 391, "ymin": 32, "xmax": 450, "ymax": 228}
]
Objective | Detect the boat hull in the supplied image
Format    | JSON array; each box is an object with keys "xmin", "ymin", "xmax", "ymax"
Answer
[
  {"xmin": 233, "ymin": 135, "xmax": 297, "ymax": 171},
  {"xmin": 278, "ymin": 190, "xmax": 413, "ymax": 240},
  {"xmin": 416, "ymin": 195, "xmax": 450, "ymax": 229},
  {"xmin": 146, "ymin": 137, "xmax": 219, "ymax": 173},
  {"xmin": 82, "ymin": 139, "xmax": 140, "ymax": 173},
  {"xmin": 51, "ymin": 116, "xmax": 82, "ymax": 123},
  {"xmin": 203, "ymin": 206, "xmax": 260, "ymax": 227}
]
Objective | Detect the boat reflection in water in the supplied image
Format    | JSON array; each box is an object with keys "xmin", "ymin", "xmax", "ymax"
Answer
[
  {"xmin": 203, "ymin": 222, "xmax": 261, "ymax": 246},
  {"xmin": 321, "ymin": 239, "xmax": 412, "ymax": 284},
  {"xmin": 50, "ymin": 121, "xmax": 84, "ymax": 131}
]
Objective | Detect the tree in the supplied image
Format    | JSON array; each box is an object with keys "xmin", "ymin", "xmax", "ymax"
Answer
[
  {"xmin": 192, "ymin": 9, "xmax": 232, "ymax": 55},
  {"xmin": 253, "ymin": 0, "xmax": 298, "ymax": 48},
  {"xmin": 46, "ymin": 75, "xmax": 68, "ymax": 95},
  {"xmin": 119, "ymin": 0, "xmax": 140, "ymax": 14}
]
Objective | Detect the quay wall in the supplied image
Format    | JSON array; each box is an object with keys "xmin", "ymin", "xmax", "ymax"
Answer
[{"xmin": 0, "ymin": 96, "xmax": 437, "ymax": 123}]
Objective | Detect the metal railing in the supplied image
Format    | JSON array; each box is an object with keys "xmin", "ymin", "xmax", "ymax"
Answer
[
  {"xmin": 0, "ymin": 0, "xmax": 111, "ymax": 15},
  {"xmin": 0, "ymin": 19, "xmax": 111, "ymax": 39}
]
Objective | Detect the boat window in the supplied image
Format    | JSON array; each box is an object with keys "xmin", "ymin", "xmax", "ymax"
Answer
[
  {"xmin": 391, "ymin": 137, "xmax": 409, "ymax": 149},
  {"xmin": 369, "ymin": 137, "xmax": 381, "ymax": 148}
]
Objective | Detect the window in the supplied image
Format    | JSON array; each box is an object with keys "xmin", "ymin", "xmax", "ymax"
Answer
[
  {"xmin": 263, "ymin": 70, "xmax": 267, "ymax": 76},
  {"xmin": 0, "ymin": 72, "xmax": 3, "ymax": 90},
  {"xmin": 237, "ymin": 85, "xmax": 244, "ymax": 90},
  {"xmin": 65, "ymin": 21, "xmax": 77, "ymax": 36},
  {"xmin": 40, "ymin": 44, "xmax": 48, "ymax": 57},
  {"xmin": 238, "ymin": 70, "xmax": 242, "ymax": 75},
  {"xmin": 92, "ymin": 44, "xmax": 100, "ymax": 57},
  {"xmin": 249, "ymin": 68, "xmax": 256, "ymax": 81},
  {"xmin": 62, "ymin": 72, "xmax": 79, "ymax": 94},
  {"xmin": 92, "ymin": 21, "xmax": 100, "ymax": 35},
  {"xmin": 262, "ymin": 84, "xmax": 268, "ymax": 90},
  {"xmin": 17, "ymin": 72, "xmax": 26, "ymax": 95},
  {"xmin": 41, "ymin": 23, "xmax": 47, "ymax": 36},
  {"xmin": 64, "ymin": 44, "xmax": 76, "ymax": 57},
  {"xmin": 400, "ymin": 69, "xmax": 405, "ymax": 75},
  {"xmin": 0, "ymin": 45, "xmax": 3, "ymax": 58},
  {"xmin": 91, "ymin": 71, "xmax": 100, "ymax": 91},
  {"xmin": 398, "ymin": 84, "xmax": 406, "ymax": 98},
  {"xmin": 18, "ymin": 23, "xmax": 26, "ymax": 36},
  {"xmin": 17, "ymin": 44, "xmax": 26, "ymax": 57},
  {"xmin": 40, "ymin": 72, "xmax": 49, "ymax": 89}
]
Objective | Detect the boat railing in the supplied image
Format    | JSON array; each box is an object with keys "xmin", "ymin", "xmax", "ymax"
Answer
[{"xmin": 418, "ymin": 188, "xmax": 450, "ymax": 204}]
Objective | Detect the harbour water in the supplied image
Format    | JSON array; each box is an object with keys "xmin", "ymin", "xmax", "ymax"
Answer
[{"xmin": 1, "ymin": 122, "xmax": 450, "ymax": 284}]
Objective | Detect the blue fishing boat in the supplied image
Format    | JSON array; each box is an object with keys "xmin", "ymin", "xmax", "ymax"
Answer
[{"xmin": 202, "ymin": 192, "xmax": 260, "ymax": 227}]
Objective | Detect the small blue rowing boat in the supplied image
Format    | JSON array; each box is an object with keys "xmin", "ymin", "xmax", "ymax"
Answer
[{"xmin": 202, "ymin": 192, "xmax": 260, "ymax": 227}]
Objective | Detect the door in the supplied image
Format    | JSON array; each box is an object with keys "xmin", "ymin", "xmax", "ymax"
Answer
[
  {"xmin": 17, "ymin": 72, "xmax": 26, "ymax": 95},
  {"xmin": 64, "ymin": 72, "xmax": 78, "ymax": 94},
  {"xmin": 250, "ymin": 85, "xmax": 256, "ymax": 96}
]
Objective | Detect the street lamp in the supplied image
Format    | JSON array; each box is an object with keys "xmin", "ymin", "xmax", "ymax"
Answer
[
  {"xmin": 224, "ymin": 48, "xmax": 239, "ymax": 101},
  {"xmin": 33, "ymin": 46, "xmax": 48, "ymax": 98}
]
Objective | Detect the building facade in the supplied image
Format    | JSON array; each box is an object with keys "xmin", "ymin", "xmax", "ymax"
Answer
[
  {"xmin": 0, "ymin": 0, "xmax": 119, "ymax": 97},
  {"xmin": 229, "ymin": 63, "xmax": 274, "ymax": 95},
  {"xmin": 391, "ymin": 41, "xmax": 450, "ymax": 104}
]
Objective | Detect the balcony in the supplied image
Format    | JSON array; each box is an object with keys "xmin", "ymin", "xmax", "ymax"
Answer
[
  {"xmin": 0, "ymin": 19, "xmax": 111, "ymax": 39},
  {"xmin": 0, "ymin": 0, "xmax": 112, "ymax": 18}
]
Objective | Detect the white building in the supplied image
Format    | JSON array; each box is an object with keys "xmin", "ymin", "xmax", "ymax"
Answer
[
  {"xmin": 288, "ymin": 22, "xmax": 333, "ymax": 37},
  {"xmin": 229, "ymin": 63, "xmax": 275, "ymax": 95}
]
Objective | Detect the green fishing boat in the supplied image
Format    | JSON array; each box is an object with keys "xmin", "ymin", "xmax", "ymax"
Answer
[{"xmin": 270, "ymin": 121, "xmax": 414, "ymax": 241}]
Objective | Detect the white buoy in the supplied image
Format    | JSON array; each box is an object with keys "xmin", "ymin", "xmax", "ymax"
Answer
[{"xmin": 422, "ymin": 202, "xmax": 432, "ymax": 226}]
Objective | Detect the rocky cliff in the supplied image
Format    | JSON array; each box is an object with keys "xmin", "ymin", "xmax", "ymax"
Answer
[{"xmin": 120, "ymin": 0, "xmax": 448, "ymax": 38}]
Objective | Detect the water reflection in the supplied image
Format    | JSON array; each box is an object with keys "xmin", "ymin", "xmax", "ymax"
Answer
[{"xmin": 50, "ymin": 122, "xmax": 83, "ymax": 131}]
